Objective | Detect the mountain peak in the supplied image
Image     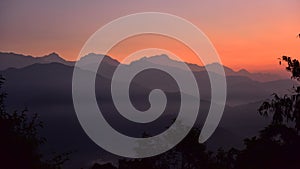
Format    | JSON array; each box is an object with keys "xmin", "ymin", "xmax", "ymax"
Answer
[
  {"xmin": 79, "ymin": 53, "xmax": 119, "ymax": 66},
  {"xmin": 206, "ymin": 62, "xmax": 233, "ymax": 72},
  {"xmin": 40, "ymin": 52, "xmax": 65, "ymax": 61},
  {"xmin": 0, "ymin": 51, "xmax": 73, "ymax": 70},
  {"xmin": 46, "ymin": 52, "xmax": 60, "ymax": 57},
  {"xmin": 132, "ymin": 54, "xmax": 183, "ymax": 65},
  {"xmin": 148, "ymin": 54, "xmax": 170, "ymax": 59},
  {"xmin": 238, "ymin": 69, "xmax": 250, "ymax": 74}
]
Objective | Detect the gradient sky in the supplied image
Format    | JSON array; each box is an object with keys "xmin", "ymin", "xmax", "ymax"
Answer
[{"xmin": 0, "ymin": 0, "xmax": 299, "ymax": 72}]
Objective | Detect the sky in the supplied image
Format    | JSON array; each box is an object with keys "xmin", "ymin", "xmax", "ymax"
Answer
[{"xmin": 0, "ymin": 0, "xmax": 299, "ymax": 72}]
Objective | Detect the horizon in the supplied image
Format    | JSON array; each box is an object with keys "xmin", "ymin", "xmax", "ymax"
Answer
[
  {"xmin": 0, "ymin": 50, "xmax": 292, "ymax": 76},
  {"xmin": 1, "ymin": 0, "xmax": 299, "ymax": 72}
]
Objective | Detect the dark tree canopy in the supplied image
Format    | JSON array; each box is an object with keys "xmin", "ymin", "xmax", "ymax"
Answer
[
  {"xmin": 281, "ymin": 56, "xmax": 300, "ymax": 80},
  {"xmin": 0, "ymin": 75, "xmax": 70, "ymax": 169},
  {"xmin": 234, "ymin": 56, "xmax": 300, "ymax": 169}
]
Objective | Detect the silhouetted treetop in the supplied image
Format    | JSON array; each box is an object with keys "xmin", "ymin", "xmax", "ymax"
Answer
[
  {"xmin": 0, "ymin": 75, "xmax": 70, "ymax": 169},
  {"xmin": 281, "ymin": 56, "xmax": 300, "ymax": 81}
]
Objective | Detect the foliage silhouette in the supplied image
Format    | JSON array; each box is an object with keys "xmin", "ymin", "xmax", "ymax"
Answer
[
  {"xmin": 0, "ymin": 75, "xmax": 70, "ymax": 169},
  {"xmin": 93, "ymin": 128, "xmax": 233, "ymax": 169},
  {"xmin": 91, "ymin": 162, "xmax": 117, "ymax": 169},
  {"xmin": 233, "ymin": 56, "xmax": 300, "ymax": 169}
]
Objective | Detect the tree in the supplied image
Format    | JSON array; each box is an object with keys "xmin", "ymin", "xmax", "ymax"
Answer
[
  {"xmin": 233, "ymin": 56, "xmax": 300, "ymax": 169},
  {"xmin": 0, "ymin": 75, "xmax": 70, "ymax": 169}
]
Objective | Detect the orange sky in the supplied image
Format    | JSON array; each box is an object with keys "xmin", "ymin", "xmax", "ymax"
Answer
[
  {"xmin": 0, "ymin": 0, "xmax": 299, "ymax": 72},
  {"xmin": 107, "ymin": 34, "xmax": 201, "ymax": 65}
]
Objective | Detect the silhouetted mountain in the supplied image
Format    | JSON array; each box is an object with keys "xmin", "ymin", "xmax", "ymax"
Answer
[
  {"xmin": 119, "ymin": 55, "xmax": 296, "ymax": 105},
  {"xmin": 0, "ymin": 52, "xmax": 74, "ymax": 70},
  {"xmin": 78, "ymin": 53, "xmax": 119, "ymax": 67},
  {"xmin": 0, "ymin": 52, "xmax": 285, "ymax": 82},
  {"xmin": 235, "ymin": 68, "xmax": 284, "ymax": 82},
  {"xmin": 0, "ymin": 52, "xmax": 296, "ymax": 107},
  {"xmin": 0, "ymin": 61, "xmax": 269, "ymax": 168},
  {"xmin": 0, "ymin": 52, "xmax": 297, "ymax": 169},
  {"xmin": 129, "ymin": 55, "xmax": 284, "ymax": 82}
]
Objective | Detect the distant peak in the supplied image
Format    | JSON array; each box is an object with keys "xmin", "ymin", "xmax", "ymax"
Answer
[
  {"xmin": 206, "ymin": 62, "xmax": 226, "ymax": 69},
  {"xmin": 81, "ymin": 53, "xmax": 118, "ymax": 61},
  {"xmin": 79, "ymin": 53, "xmax": 119, "ymax": 66},
  {"xmin": 41, "ymin": 52, "xmax": 66, "ymax": 62},
  {"xmin": 149, "ymin": 54, "xmax": 169, "ymax": 59},
  {"xmin": 84, "ymin": 53, "xmax": 104, "ymax": 57},
  {"xmin": 207, "ymin": 62, "xmax": 222, "ymax": 66},
  {"xmin": 238, "ymin": 69, "xmax": 249, "ymax": 74},
  {"xmin": 44, "ymin": 52, "xmax": 60, "ymax": 58},
  {"xmin": 136, "ymin": 54, "xmax": 170, "ymax": 60},
  {"xmin": 49, "ymin": 52, "xmax": 59, "ymax": 56},
  {"xmin": 146, "ymin": 54, "xmax": 171, "ymax": 61}
]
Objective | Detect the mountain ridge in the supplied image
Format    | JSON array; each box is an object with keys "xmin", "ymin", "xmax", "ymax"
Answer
[
  {"xmin": 0, "ymin": 51, "xmax": 286, "ymax": 82},
  {"xmin": 0, "ymin": 52, "xmax": 295, "ymax": 168}
]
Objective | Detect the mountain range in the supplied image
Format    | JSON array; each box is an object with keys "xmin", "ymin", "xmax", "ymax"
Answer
[
  {"xmin": 0, "ymin": 52, "xmax": 285, "ymax": 82},
  {"xmin": 0, "ymin": 52, "xmax": 297, "ymax": 169}
]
